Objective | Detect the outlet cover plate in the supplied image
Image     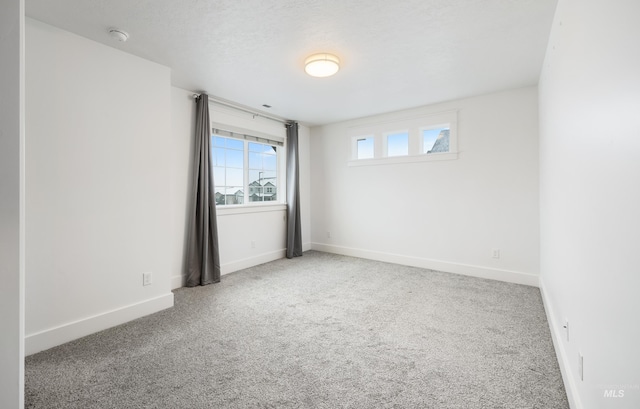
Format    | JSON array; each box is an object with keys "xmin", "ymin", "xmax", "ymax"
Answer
[
  {"xmin": 578, "ymin": 353, "xmax": 584, "ymax": 381},
  {"xmin": 143, "ymin": 272, "xmax": 152, "ymax": 286}
]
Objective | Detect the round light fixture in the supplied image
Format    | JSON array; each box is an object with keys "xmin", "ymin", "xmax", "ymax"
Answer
[
  {"xmin": 108, "ymin": 28, "xmax": 129, "ymax": 42},
  {"xmin": 304, "ymin": 53, "xmax": 340, "ymax": 78}
]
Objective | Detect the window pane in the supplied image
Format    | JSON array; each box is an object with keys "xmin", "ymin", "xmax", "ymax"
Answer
[
  {"xmin": 213, "ymin": 167, "xmax": 225, "ymax": 185},
  {"xmin": 249, "ymin": 152, "xmax": 262, "ymax": 169},
  {"xmin": 213, "ymin": 136, "xmax": 226, "ymax": 147},
  {"xmin": 387, "ymin": 132, "xmax": 408, "ymax": 156},
  {"xmin": 357, "ymin": 137, "xmax": 374, "ymax": 159},
  {"xmin": 263, "ymin": 181, "xmax": 277, "ymax": 201},
  {"xmin": 214, "ymin": 149, "xmax": 225, "ymax": 166},
  {"xmin": 263, "ymin": 154, "xmax": 277, "ymax": 170},
  {"xmin": 248, "ymin": 184, "xmax": 262, "ymax": 198},
  {"xmin": 249, "ymin": 170, "xmax": 261, "ymax": 185},
  {"xmin": 226, "ymin": 149, "xmax": 243, "ymax": 168},
  {"xmin": 261, "ymin": 171, "xmax": 276, "ymax": 182},
  {"xmin": 423, "ymin": 128, "xmax": 450, "ymax": 153},
  {"xmin": 249, "ymin": 142, "xmax": 276, "ymax": 153},
  {"xmin": 214, "ymin": 187, "xmax": 225, "ymax": 205},
  {"xmin": 249, "ymin": 185, "xmax": 264, "ymax": 202},
  {"xmin": 234, "ymin": 190, "xmax": 244, "ymax": 205},
  {"xmin": 215, "ymin": 187, "xmax": 244, "ymax": 205},
  {"xmin": 226, "ymin": 138, "xmax": 243, "ymax": 150},
  {"xmin": 226, "ymin": 168, "xmax": 243, "ymax": 186},
  {"xmin": 248, "ymin": 170, "xmax": 277, "ymax": 185},
  {"xmin": 225, "ymin": 187, "xmax": 244, "ymax": 205}
]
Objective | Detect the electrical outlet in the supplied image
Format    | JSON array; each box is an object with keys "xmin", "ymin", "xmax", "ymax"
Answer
[
  {"xmin": 578, "ymin": 353, "xmax": 584, "ymax": 381},
  {"xmin": 327, "ymin": 231, "xmax": 331, "ymax": 238},
  {"xmin": 492, "ymin": 249, "xmax": 500, "ymax": 259},
  {"xmin": 142, "ymin": 272, "xmax": 152, "ymax": 286},
  {"xmin": 251, "ymin": 240, "xmax": 256, "ymax": 248},
  {"xmin": 563, "ymin": 320, "xmax": 569, "ymax": 342}
]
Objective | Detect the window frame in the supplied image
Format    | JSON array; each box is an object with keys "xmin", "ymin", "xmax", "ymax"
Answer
[{"xmin": 210, "ymin": 125, "xmax": 286, "ymax": 208}]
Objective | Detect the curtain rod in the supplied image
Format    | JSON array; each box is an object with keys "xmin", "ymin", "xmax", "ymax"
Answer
[
  {"xmin": 211, "ymin": 127, "xmax": 283, "ymax": 147},
  {"xmin": 192, "ymin": 93, "xmax": 289, "ymax": 125}
]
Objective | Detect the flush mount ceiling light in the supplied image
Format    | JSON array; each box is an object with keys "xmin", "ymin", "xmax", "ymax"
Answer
[
  {"xmin": 304, "ymin": 53, "xmax": 340, "ymax": 78},
  {"xmin": 108, "ymin": 28, "xmax": 129, "ymax": 42}
]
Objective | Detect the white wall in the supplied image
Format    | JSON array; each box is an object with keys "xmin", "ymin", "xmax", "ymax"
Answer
[
  {"xmin": 25, "ymin": 19, "xmax": 174, "ymax": 354},
  {"xmin": 310, "ymin": 87, "xmax": 540, "ymax": 286},
  {"xmin": 299, "ymin": 125, "xmax": 312, "ymax": 250},
  {"xmin": 539, "ymin": 1, "xmax": 640, "ymax": 408},
  {"xmin": 169, "ymin": 87, "xmax": 196, "ymax": 289},
  {"xmin": 170, "ymin": 89, "xmax": 312, "ymax": 288},
  {"xmin": 0, "ymin": 0, "xmax": 25, "ymax": 407}
]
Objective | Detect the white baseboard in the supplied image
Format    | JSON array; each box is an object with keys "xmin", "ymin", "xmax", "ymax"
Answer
[
  {"xmin": 25, "ymin": 292, "xmax": 174, "ymax": 356},
  {"xmin": 171, "ymin": 244, "xmax": 312, "ymax": 289},
  {"xmin": 310, "ymin": 242, "xmax": 539, "ymax": 287},
  {"xmin": 539, "ymin": 278, "xmax": 582, "ymax": 409},
  {"xmin": 221, "ymin": 249, "xmax": 286, "ymax": 276},
  {"xmin": 171, "ymin": 274, "xmax": 185, "ymax": 290}
]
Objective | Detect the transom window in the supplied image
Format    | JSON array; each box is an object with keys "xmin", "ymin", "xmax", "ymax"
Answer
[
  {"xmin": 422, "ymin": 127, "xmax": 450, "ymax": 154},
  {"xmin": 386, "ymin": 131, "xmax": 409, "ymax": 157},
  {"xmin": 356, "ymin": 136, "xmax": 374, "ymax": 159},
  {"xmin": 211, "ymin": 131, "xmax": 281, "ymax": 206},
  {"xmin": 348, "ymin": 110, "xmax": 458, "ymax": 166}
]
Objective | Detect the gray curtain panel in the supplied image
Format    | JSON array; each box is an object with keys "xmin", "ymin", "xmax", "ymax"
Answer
[
  {"xmin": 185, "ymin": 94, "xmax": 221, "ymax": 286},
  {"xmin": 286, "ymin": 121, "xmax": 303, "ymax": 258}
]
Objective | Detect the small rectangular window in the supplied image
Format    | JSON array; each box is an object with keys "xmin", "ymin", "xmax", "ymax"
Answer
[
  {"xmin": 356, "ymin": 137, "xmax": 375, "ymax": 159},
  {"xmin": 422, "ymin": 127, "xmax": 450, "ymax": 154},
  {"xmin": 387, "ymin": 132, "xmax": 409, "ymax": 157}
]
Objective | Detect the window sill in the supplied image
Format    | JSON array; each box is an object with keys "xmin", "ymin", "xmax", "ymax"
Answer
[
  {"xmin": 348, "ymin": 152, "xmax": 458, "ymax": 167},
  {"xmin": 216, "ymin": 203, "xmax": 287, "ymax": 216}
]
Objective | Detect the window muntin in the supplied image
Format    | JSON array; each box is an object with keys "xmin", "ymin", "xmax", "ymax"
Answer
[
  {"xmin": 422, "ymin": 127, "xmax": 450, "ymax": 154},
  {"xmin": 211, "ymin": 134, "xmax": 279, "ymax": 206},
  {"xmin": 356, "ymin": 136, "xmax": 374, "ymax": 159},
  {"xmin": 386, "ymin": 131, "xmax": 409, "ymax": 157}
]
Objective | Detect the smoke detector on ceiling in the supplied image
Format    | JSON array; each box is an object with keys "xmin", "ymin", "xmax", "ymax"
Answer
[{"xmin": 108, "ymin": 28, "xmax": 129, "ymax": 42}]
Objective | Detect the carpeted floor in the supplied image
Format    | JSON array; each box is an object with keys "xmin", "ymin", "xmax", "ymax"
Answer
[{"xmin": 25, "ymin": 251, "xmax": 569, "ymax": 408}]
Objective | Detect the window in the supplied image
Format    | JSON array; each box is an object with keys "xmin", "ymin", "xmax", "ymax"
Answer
[
  {"xmin": 211, "ymin": 132, "xmax": 281, "ymax": 206},
  {"xmin": 348, "ymin": 110, "xmax": 458, "ymax": 166},
  {"xmin": 356, "ymin": 136, "xmax": 374, "ymax": 159},
  {"xmin": 386, "ymin": 131, "xmax": 409, "ymax": 157},
  {"xmin": 422, "ymin": 127, "xmax": 450, "ymax": 154}
]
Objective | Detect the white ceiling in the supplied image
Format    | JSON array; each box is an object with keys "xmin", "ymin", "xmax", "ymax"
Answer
[{"xmin": 26, "ymin": 0, "xmax": 557, "ymax": 126}]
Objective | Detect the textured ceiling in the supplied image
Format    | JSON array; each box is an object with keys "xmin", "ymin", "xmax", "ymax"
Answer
[{"xmin": 26, "ymin": 0, "xmax": 557, "ymax": 126}]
